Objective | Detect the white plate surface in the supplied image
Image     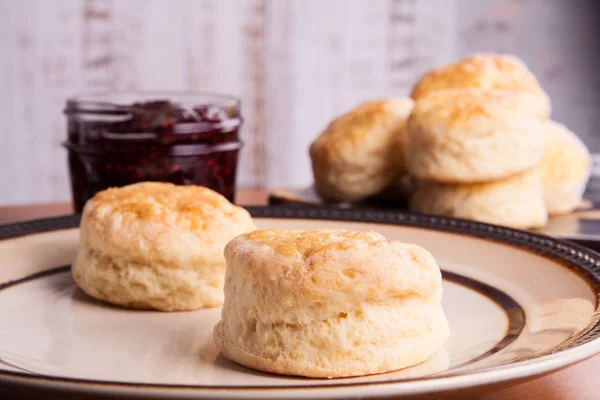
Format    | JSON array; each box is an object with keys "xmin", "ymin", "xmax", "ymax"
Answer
[{"xmin": 0, "ymin": 210, "xmax": 599, "ymax": 399}]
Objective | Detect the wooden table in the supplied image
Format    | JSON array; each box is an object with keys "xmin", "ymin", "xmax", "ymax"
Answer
[{"xmin": 0, "ymin": 188, "xmax": 598, "ymax": 400}]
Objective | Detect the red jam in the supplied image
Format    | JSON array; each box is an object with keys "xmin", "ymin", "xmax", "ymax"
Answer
[{"xmin": 64, "ymin": 93, "xmax": 242, "ymax": 212}]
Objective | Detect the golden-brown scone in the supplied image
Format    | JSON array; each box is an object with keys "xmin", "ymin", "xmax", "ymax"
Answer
[
  {"xmin": 310, "ymin": 98, "xmax": 414, "ymax": 202},
  {"xmin": 405, "ymin": 89, "xmax": 546, "ymax": 183},
  {"xmin": 537, "ymin": 121, "xmax": 591, "ymax": 215},
  {"xmin": 72, "ymin": 182, "xmax": 256, "ymax": 311},
  {"xmin": 214, "ymin": 229, "xmax": 450, "ymax": 378},
  {"xmin": 411, "ymin": 53, "xmax": 551, "ymax": 116},
  {"xmin": 410, "ymin": 169, "xmax": 548, "ymax": 229}
]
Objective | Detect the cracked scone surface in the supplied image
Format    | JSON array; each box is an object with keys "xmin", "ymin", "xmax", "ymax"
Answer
[
  {"xmin": 213, "ymin": 229, "xmax": 450, "ymax": 378},
  {"xmin": 72, "ymin": 182, "xmax": 257, "ymax": 311},
  {"xmin": 411, "ymin": 53, "xmax": 550, "ymax": 116},
  {"xmin": 309, "ymin": 98, "xmax": 414, "ymax": 202},
  {"xmin": 405, "ymin": 89, "xmax": 546, "ymax": 183}
]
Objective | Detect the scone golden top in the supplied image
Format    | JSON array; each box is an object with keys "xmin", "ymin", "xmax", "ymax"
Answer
[
  {"xmin": 411, "ymin": 53, "xmax": 550, "ymax": 115},
  {"xmin": 410, "ymin": 88, "xmax": 548, "ymax": 123},
  {"xmin": 404, "ymin": 89, "xmax": 546, "ymax": 182},
  {"xmin": 80, "ymin": 182, "xmax": 255, "ymax": 268},
  {"xmin": 309, "ymin": 98, "xmax": 414, "ymax": 202},
  {"xmin": 85, "ymin": 182, "xmax": 239, "ymax": 228},
  {"xmin": 215, "ymin": 228, "xmax": 449, "ymax": 378},
  {"xmin": 224, "ymin": 229, "xmax": 442, "ymax": 319}
]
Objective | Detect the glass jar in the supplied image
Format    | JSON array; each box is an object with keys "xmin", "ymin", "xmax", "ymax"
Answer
[{"xmin": 63, "ymin": 92, "xmax": 243, "ymax": 213}]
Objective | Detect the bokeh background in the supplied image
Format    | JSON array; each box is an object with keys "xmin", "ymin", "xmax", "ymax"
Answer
[{"xmin": 1, "ymin": 0, "xmax": 599, "ymax": 204}]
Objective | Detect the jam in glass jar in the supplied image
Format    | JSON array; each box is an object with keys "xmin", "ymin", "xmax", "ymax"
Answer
[{"xmin": 63, "ymin": 92, "xmax": 243, "ymax": 212}]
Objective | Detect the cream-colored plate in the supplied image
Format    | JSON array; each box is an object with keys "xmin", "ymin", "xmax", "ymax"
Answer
[{"xmin": 0, "ymin": 208, "xmax": 600, "ymax": 399}]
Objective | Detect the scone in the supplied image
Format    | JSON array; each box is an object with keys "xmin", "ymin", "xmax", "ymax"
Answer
[
  {"xmin": 72, "ymin": 182, "xmax": 256, "ymax": 311},
  {"xmin": 411, "ymin": 53, "xmax": 551, "ymax": 115},
  {"xmin": 410, "ymin": 169, "xmax": 548, "ymax": 229},
  {"xmin": 310, "ymin": 98, "xmax": 414, "ymax": 202},
  {"xmin": 404, "ymin": 89, "xmax": 546, "ymax": 183},
  {"xmin": 537, "ymin": 121, "xmax": 591, "ymax": 215},
  {"xmin": 214, "ymin": 229, "xmax": 450, "ymax": 378}
]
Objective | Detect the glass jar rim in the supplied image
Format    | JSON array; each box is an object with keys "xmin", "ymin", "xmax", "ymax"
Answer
[
  {"xmin": 64, "ymin": 90, "xmax": 242, "ymax": 134},
  {"xmin": 66, "ymin": 90, "xmax": 241, "ymax": 110}
]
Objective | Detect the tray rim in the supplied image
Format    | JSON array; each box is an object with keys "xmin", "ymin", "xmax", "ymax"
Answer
[{"xmin": 1, "ymin": 206, "xmax": 600, "ymax": 397}]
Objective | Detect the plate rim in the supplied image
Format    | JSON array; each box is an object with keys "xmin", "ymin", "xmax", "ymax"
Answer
[{"xmin": 1, "ymin": 206, "xmax": 600, "ymax": 397}]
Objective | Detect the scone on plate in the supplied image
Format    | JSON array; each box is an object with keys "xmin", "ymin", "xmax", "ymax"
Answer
[
  {"xmin": 214, "ymin": 229, "xmax": 450, "ymax": 378},
  {"xmin": 410, "ymin": 169, "xmax": 548, "ymax": 229},
  {"xmin": 404, "ymin": 89, "xmax": 546, "ymax": 183},
  {"xmin": 411, "ymin": 53, "xmax": 551, "ymax": 115},
  {"xmin": 537, "ymin": 120, "xmax": 591, "ymax": 215},
  {"xmin": 310, "ymin": 98, "xmax": 414, "ymax": 202},
  {"xmin": 72, "ymin": 182, "xmax": 256, "ymax": 311}
]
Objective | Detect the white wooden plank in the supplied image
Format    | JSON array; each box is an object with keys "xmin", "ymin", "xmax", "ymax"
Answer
[
  {"xmin": 6, "ymin": 0, "xmax": 39, "ymax": 203},
  {"xmin": 136, "ymin": 0, "xmax": 187, "ymax": 91},
  {"xmin": 3, "ymin": 0, "xmax": 83, "ymax": 204},
  {"xmin": 35, "ymin": 0, "xmax": 84, "ymax": 202},
  {"xmin": 0, "ymin": 0, "xmax": 599, "ymax": 204},
  {"xmin": 234, "ymin": 0, "xmax": 266, "ymax": 188},
  {"xmin": 0, "ymin": 0, "xmax": 18, "ymax": 202},
  {"xmin": 183, "ymin": 0, "xmax": 266, "ymax": 188},
  {"xmin": 81, "ymin": 0, "xmax": 112, "ymax": 89},
  {"xmin": 184, "ymin": 0, "xmax": 218, "ymax": 90},
  {"xmin": 108, "ymin": 0, "xmax": 145, "ymax": 90},
  {"xmin": 386, "ymin": 0, "xmax": 457, "ymax": 92},
  {"xmin": 264, "ymin": 0, "xmax": 391, "ymax": 188},
  {"xmin": 263, "ymin": 0, "xmax": 457, "ymax": 188}
]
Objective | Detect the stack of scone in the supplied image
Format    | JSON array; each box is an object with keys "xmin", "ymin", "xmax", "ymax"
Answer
[
  {"xmin": 406, "ymin": 88, "xmax": 549, "ymax": 229},
  {"xmin": 309, "ymin": 53, "xmax": 592, "ymax": 229}
]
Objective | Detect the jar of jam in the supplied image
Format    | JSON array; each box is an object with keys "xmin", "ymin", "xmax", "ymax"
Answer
[{"xmin": 64, "ymin": 92, "xmax": 243, "ymax": 212}]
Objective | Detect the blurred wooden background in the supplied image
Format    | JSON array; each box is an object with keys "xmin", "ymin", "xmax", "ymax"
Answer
[{"xmin": 1, "ymin": 0, "xmax": 599, "ymax": 205}]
